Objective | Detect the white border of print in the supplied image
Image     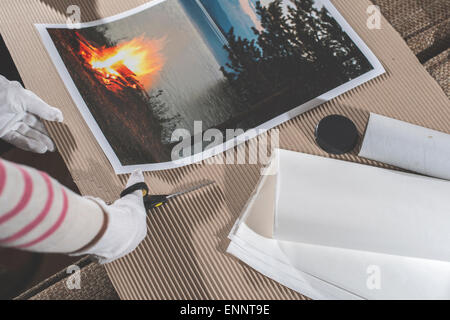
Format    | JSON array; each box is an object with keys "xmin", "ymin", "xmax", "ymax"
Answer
[{"xmin": 36, "ymin": 0, "xmax": 385, "ymax": 174}]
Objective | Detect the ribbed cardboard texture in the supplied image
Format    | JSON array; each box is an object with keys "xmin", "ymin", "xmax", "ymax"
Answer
[{"xmin": 1, "ymin": 0, "xmax": 449, "ymax": 299}]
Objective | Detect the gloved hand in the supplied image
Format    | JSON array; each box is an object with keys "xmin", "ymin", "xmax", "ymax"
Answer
[
  {"xmin": 0, "ymin": 75, "xmax": 63, "ymax": 153},
  {"xmin": 74, "ymin": 170, "xmax": 148, "ymax": 264}
]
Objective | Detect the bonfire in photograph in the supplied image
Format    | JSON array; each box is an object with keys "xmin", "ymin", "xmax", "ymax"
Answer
[
  {"xmin": 47, "ymin": 27, "xmax": 177, "ymax": 165},
  {"xmin": 76, "ymin": 32, "xmax": 165, "ymax": 93}
]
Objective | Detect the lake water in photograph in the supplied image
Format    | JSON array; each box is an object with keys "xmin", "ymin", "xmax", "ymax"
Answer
[{"xmin": 98, "ymin": 0, "xmax": 247, "ymax": 139}]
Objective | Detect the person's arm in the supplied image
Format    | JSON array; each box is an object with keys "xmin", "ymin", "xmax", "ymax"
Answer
[
  {"xmin": 0, "ymin": 158, "xmax": 148, "ymax": 263},
  {"xmin": 0, "ymin": 75, "xmax": 147, "ymax": 263}
]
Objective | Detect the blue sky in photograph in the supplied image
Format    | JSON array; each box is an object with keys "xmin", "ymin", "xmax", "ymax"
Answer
[
  {"xmin": 180, "ymin": 0, "xmax": 325, "ymax": 66},
  {"xmin": 199, "ymin": 0, "xmax": 261, "ymax": 41},
  {"xmin": 197, "ymin": 0, "xmax": 325, "ymax": 40}
]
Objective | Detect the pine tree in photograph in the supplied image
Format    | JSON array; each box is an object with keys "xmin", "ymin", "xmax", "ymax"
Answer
[
  {"xmin": 221, "ymin": 28, "xmax": 263, "ymax": 105},
  {"xmin": 317, "ymin": 7, "xmax": 373, "ymax": 80},
  {"xmin": 220, "ymin": 0, "xmax": 372, "ymax": 109}
]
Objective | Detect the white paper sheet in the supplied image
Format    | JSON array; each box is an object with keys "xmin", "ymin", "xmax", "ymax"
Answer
[
  {"xmin": 278, "ymin": 240, "xmax": 450, "ymax": 300},
  {"xmin": 273, "ymin": 149, "xmax": 450, "ymax": 262},
  {"xmin": 227, "ymin": 168, "xmax": 362, "ymax": 300},
  {"xmin": 228, "ymin": 226, "xmax": 363, "ymax": 300},
  {"xmin": 228, "ymin": 149, "xmax": 450, "ymax": 299},
  {"xmin": 230, "ymin": 222, "xmax": 450, "ymax": 300},
  {"xmin": 359, "ymin": 113, "xmax": 450, "ymax": 180}
]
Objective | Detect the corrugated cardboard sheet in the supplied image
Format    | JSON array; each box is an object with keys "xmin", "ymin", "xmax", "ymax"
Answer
[{"xmin": 1, "ymin": 0, "xmax": 449, "ymax": 299}]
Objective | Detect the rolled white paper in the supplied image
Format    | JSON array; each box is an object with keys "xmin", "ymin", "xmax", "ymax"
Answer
[{"xmin": 359, "ymin": 113, "xmax": 450, "ymax": 180}]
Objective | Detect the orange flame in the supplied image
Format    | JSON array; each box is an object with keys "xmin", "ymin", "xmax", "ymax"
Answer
[{"xmin": 79, "ymin": 33, "xmax": 166, "ymax": 92}]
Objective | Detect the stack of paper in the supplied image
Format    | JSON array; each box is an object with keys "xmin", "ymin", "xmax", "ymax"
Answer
[{"xmin": 227, "ymin": 149, "xmax": 450, "ymax": 300}]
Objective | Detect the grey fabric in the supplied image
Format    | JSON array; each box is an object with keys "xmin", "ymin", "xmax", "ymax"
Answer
[
  {"xmin": 424, "ymin": 48, "xmax": 450, "ymax": 97},
  {"xmin": 373, "ymin": 0, "xmax": 449, "ymax": 62},
  {"xmin": 16, "ymin": 257, "xmax": 119, "ymax": 300}
]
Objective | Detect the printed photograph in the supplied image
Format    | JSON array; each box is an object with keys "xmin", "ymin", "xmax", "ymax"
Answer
[{"xmin": 38, "ymin": 0, "xmax": 384, "ymax": 173}]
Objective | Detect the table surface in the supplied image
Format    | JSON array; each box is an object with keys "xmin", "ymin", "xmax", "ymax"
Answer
[{"xmin": 1, "ymin": 0, "xmax": 449, "ymax": 300}]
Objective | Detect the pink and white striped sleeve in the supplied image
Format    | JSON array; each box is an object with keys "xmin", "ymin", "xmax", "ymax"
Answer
[{"xmin": 0, "ymin": 158, "xmax": 105, "ymax": 253}]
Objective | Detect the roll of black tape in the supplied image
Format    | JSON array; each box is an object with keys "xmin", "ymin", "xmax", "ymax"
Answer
[{"xmin": 315, "ymin": 115, "xmax": 358, "ymax": 155}]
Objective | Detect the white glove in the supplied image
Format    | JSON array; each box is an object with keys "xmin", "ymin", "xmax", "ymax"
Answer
[
  {"xmin": 74, "ymin": 171, "xmax": 148, "ymax": 264},
  {"xmin": 0, "ymin": 75, "xmax": 63, "ymax": 153}
]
